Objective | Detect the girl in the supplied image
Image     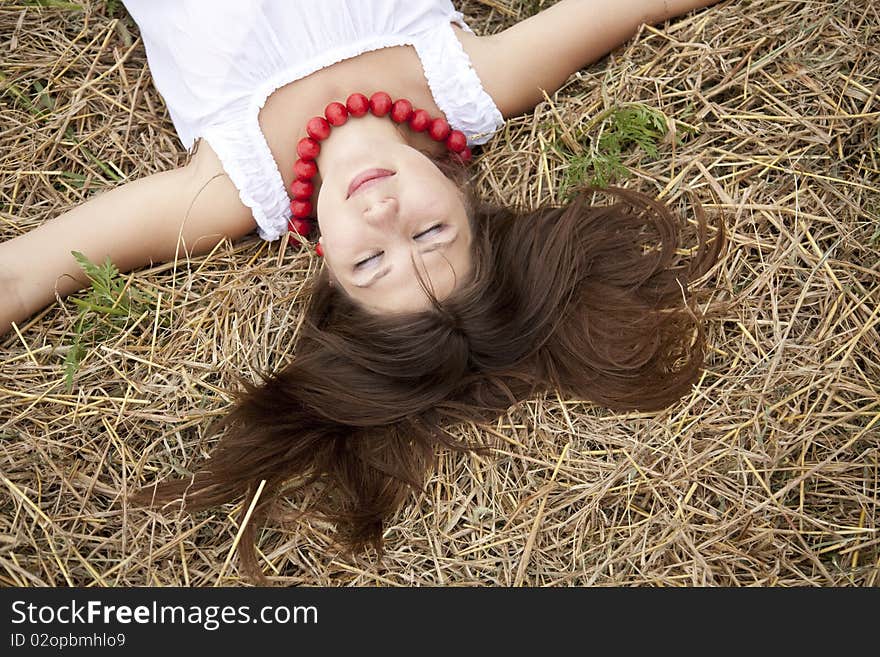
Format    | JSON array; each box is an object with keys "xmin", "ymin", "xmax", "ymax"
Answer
[{"xmin": 0, "ymin": 0, "xmax": 725, "ymax": 580}]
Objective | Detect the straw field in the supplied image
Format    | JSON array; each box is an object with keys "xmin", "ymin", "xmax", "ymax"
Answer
[{"xmin": 1, "ymin": 0, "xmax": 877, "ymax": 586}]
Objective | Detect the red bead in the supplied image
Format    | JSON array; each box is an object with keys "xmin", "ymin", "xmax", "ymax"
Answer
[
  {"xmin": 290, "ymin": 179, "xmax": 314, "ymax": 200},
  {"xmin": 390, "ymin": 99, "xmax": 413, "ymax": 123},
  {"xmin": 428, "ymin": 117, "xmax": 451, "ymax": 142},
  {"xmin": 288, "ymin": 216, "xmax": 311, "ymax": 236},
  {"xmin": 409, "ymin": 109, "xmax": 431, "ymax": 132},
  {"xmin": 325, "ymin": 101, "xmax": 348, "ymax": 126},
  {"xmin": 306, "ymin": 116, "xmax": 331, "ymax": 141},
  {"xmin": 369, "ymin": 91, "xmax": 392, "ymax": 116},
  {"xmin": 315, "ymin": 242, "xmax": 324, "ymax": 257},
  {"xmin": 446, "ymin": 130, "xmax": 467, "ymax": 153},
  {"xmin": 293, "ymin": 159, "xmax": 317, "ymax": 180},
  {"xmin": 346, "ymin": 93, "xmax": 370, "ymax": 117},
  {"xmin": 454, "ymin": 147, "xmax": 473, "ymax": 164},
  {"xmin": 290, "ymin": 199, "xmax": 313, "ymax": 218},
  {"xmin": 296, "ymin": 137, "xmax": 320, "ymax": 160}
]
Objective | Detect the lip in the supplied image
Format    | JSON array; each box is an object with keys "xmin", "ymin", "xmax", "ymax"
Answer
[{"xmin": 347, "ymin": 168, "xmax": 395, "ymax": 199}]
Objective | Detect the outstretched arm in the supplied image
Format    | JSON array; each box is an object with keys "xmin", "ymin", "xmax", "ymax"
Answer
[
  {"xmin": 468, "ymin": 0, "xmax": 724, "ymax": 118},
  {"xmin": 0, "ymin": 142, "xmax": 256, "ymax": 338}
]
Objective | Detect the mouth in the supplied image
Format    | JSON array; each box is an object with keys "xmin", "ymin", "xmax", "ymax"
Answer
[{"xmin": 347, "ymin": 169, "xmax": 395, "ymax": 199}]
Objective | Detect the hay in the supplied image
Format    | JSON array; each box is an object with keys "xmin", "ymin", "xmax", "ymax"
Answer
[{"xmin": 1, "ymin": 0, "xmax": 877, "ymax": 586}]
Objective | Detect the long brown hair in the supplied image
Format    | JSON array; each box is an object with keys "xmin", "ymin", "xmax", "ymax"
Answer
[{"xmin": 132, "ymin": 184, "xmax": 725, "ymax": 581}]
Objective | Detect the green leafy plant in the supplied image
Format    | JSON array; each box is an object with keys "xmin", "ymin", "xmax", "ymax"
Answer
[
  {"xmin": 559, "ymin": 103, "xmax": 688, "ymax": 198},
  {"xmin": 63, "ymin": 251, "xmax": 158, "ymax": 391}
]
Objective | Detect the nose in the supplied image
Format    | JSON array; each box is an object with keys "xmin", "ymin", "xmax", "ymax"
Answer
[{"xmin": 362, "ymin": 197, "xmax": 399, "ymax": 229}]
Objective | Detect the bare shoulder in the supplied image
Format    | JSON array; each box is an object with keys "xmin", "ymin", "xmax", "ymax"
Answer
[
  {"xmin": 452, "ymin": 25, "xmax": 511, "ymax": 115},
  {"xmin": 452, "ymin": 14, "xmax": 578, "ymax": 119},
  {"xmin": 180, "ymin": 139, "xmax": 257, "ymax": 244},
  {"xmin": 185, "ymin": 139, "xmax": 247, "ymax": 205}
]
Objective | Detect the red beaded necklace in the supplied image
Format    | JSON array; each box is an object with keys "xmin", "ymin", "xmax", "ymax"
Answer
[{"xmin": 287, "ymin": 91, "xmax": 472, "ymax": 254}]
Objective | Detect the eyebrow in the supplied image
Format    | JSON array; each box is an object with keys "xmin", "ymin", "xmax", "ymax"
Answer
[{"xmin": 353, "ymin": 234, "xmax": 459, "ymax": 289}]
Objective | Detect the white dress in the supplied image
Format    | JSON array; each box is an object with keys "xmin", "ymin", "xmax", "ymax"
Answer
[{"xmin": 121, "ymin": 0, "xmax": 505, "ymax": 241}]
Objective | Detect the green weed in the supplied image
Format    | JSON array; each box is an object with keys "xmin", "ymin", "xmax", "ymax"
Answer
[
  {"xmin": 559, "ymin": 103, "xmax": 689, "ymax": 198},
  {"xmin": 63, "ymin": 251, "xmax": 160, "ymax": 391}
]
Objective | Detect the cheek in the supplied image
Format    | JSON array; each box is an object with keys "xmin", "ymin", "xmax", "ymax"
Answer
[
  {"xmin": 317, "ymin": 206, "xmax": 352, "ymax": 248},
  {"xmin": 318, "ymin": 221, "xmax": 363, "ymax": 271},
  {"xmin": 319, "ymin": 238, "xmax": 351, "ymax": 282},
  {"xmin": 403, "ymin": 183, "xmax": 451, "ymax": 220}
]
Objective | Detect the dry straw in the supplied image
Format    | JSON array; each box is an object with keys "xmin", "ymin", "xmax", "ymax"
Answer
[{"xmin": 1, "ymin": 0, "xmax": 878, "ymax": 586}]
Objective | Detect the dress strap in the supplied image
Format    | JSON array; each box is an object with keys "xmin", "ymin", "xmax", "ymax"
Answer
[
  {"xmin": 201, "ymin": 109, "xmax": 291, "ymax": 243},
  {"xmin": 412, "ymin": 16, "xmax": 504, "ymax": 147}
]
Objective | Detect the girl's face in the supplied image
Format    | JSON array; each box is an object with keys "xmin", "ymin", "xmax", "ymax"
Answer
[{"xmin": 316, "ymin": 140, "xmax": 473, "ymax": 314}]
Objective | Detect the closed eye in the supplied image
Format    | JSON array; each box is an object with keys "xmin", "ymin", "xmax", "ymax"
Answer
[
  {"xmin": 355, "ymin": 252, "xmax": 382, "ymax": 269},
  {"xmin": 355, "ymin": 225, "xmax": 444, "ymax": 269},
  {"xmin": 352, "ymin": 231, "xmax": 460, "ymax": 289},
  {"xmin": 415, "ymin": 223, "xmax": 443, "ymax": 239}
]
